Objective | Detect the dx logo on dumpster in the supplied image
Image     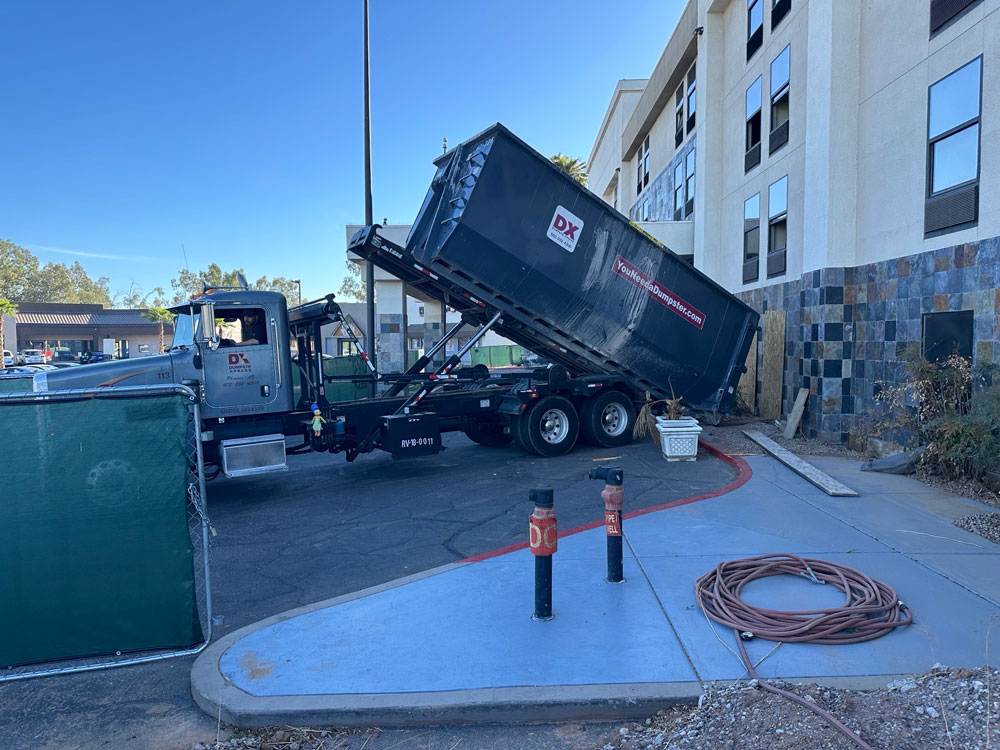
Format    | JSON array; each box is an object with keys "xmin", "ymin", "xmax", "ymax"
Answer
[{"xmin": 546, "ymin": 205, "xmax": 584, "ymax": 253}]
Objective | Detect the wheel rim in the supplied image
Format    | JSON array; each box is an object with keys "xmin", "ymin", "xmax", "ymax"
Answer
[
  {"xmin": 600, "ymin": 402, "xmax": 628, "ymax": 436},
  {"xmin": 539, "ymin": 408, "xmax": 570, "ymax": 444}
]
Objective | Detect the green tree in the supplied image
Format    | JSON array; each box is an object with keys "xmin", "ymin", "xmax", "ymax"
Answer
[
  {"xmin": 550, "ymin": 154, "xmax": 588, "ymax": 186},
  {"xmin": 169, "ymin": 264, "xmax": 299, "ymax": 303},
  {"xmin": 115, "ymin": 283, "xmax": 168, "ymax": 309},
  {"xmin": 337, "ymin": 262, "xmax": 368, "ymax": 302},
  {"xmin": 0, "ymin": 298, "xmax": 17, "ymax": 368},
  {"xmin": 0, "ymin": 239, "xmax": 112, "ymax": 305},
  {"xmin": 0, "ymin": 240, "xmax": 40, "ymax": 301},
  {"xmin": 140, "ymin": 306, "xmax": 175, "ymax": 353}
]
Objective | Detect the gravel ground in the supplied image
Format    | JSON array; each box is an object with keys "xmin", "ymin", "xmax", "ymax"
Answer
[
  {"xmin": 185, "ymin": 666, "xmax": 1000, "ymax": 750},
  {"xmin": 596, "ymin": 665, "xmax": 1000, "ymax": 750}
]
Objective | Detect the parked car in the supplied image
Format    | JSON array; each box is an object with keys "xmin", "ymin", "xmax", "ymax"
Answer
[
  {"xmin": 2, "ymin": 350, "xmax": 13, "ymax": 366},
  {"xmin": 49, "ymin": 361, "xmax": 81, "ymax": 368},
  {"xmin": 0, "ymin": 366, "xmax": 40, "ymax": 378},
  {"xmin": 80, "ymin": 351, "xmax": 111, "ymax": 364},
  {"xmin": 20, "ymin": 349, "xmax": 47, "ymax": 365}
]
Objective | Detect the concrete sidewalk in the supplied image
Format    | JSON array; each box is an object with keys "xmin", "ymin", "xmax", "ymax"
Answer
[{"xmin": 191, "ymin": 451, "xmax": 1000, "ymax": 727}]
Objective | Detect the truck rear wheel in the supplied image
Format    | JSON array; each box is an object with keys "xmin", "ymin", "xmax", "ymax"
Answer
[
  {"xmin": 462, "ymin": 417, "xmax": 512, "ymax": 447},
  {"xmin": 513, "ymin": 395, "xmax": 579, "ymax": 457},
  {"xmin": 580, "ymin": 390, "xmax": 636, "ymax": 448}
]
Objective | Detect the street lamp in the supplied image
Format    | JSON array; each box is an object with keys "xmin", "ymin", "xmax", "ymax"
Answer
[{"xmin": 291, "ymin": 279, "xmax": 302, "ymax": 305}]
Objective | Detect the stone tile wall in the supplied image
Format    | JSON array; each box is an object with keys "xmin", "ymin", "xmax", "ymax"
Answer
[
  {"xmin": 630, "ymin": 136, "xmax": 696, "ymax": 223},
  {"xmin": 737, "ymin": 235, "xmax": 1000, "ymax": 443},
  {"xmin": 376, "ymin": 313, "xmax": 403, "ymax": 374}
]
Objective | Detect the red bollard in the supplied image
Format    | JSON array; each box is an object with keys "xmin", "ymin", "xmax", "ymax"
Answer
[
  {"xmin": 590, "ymin": 466, "xmax": 624, "ymax": 583},
  {"xmin": 529, "ymin": 487, "xmax": 556, "ymax": 620}
]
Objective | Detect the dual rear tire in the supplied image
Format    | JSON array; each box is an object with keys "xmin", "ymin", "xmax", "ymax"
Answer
[{"xmin": 512, "ymin": 390, "xmax": 636, "ymax": 457}]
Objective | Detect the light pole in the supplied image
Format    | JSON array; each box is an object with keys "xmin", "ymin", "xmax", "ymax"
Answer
[
  {"xmin": 291, "ymin": 279, "xmax": 302, "ymax": 305},
  {"xmin": 363, "ymin": 0, "xmax": 376, "ymax": 397}
]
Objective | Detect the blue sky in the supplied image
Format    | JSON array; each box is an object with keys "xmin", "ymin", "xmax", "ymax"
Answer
[{"xmin": 0, "ymin": 1, "xmax": 683, "ymax": 304}]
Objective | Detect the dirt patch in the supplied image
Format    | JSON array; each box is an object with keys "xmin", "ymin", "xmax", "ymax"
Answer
[
  {"xmin": 700, "ymin": 417, "xmax": 865, "ymax": 460},
  {"xmin": 597, "ymin": 665, "xmax": 1000, "ymax": 750}
]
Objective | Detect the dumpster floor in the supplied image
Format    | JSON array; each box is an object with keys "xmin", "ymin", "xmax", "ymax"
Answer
[{"xmin": 191, "ymin": 451, "xmax": 1000, "ymax": 727}]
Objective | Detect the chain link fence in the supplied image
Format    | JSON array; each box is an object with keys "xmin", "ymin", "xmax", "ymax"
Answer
[{"xmin": 0, "ymin": 384, "xmax": 212, "ymax": 681}]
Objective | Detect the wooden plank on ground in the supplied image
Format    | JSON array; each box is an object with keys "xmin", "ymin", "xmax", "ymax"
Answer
[
  {"xmin": 783, "ymin": 388, "xmax": 809, "ymax": 439},
  {"xmin": 742, "ymin": 429, "xmax": 860, "ymax": 496},
  {"xmin": 759, "ymin": 310, "xmax": 784, "ymax": 421},
  {"xmin": 737, "ymin": 331, "xmax": 757, "ymax": 413}
]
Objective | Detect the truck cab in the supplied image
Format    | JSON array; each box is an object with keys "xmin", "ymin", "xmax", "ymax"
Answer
[{"xmin": 169, "ymin": 290, "xmax": 294, "ymax": 420}]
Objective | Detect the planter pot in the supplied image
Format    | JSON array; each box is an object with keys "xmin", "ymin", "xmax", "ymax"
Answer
[{"xmin": 655, "ymin": 418, "xmax": 702, "ymax": 461}]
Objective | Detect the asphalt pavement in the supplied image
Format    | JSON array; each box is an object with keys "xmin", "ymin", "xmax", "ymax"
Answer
[{"xmin": 0, "ymin": 432, "xmax": 733, "ymax": 749}]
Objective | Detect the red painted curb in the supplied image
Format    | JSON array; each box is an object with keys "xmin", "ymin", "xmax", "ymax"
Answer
[{"xmin": 460, "ymin": 438, "xmax": 753, "ymax": 564}]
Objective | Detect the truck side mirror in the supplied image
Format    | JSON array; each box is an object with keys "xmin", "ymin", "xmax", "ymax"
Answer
[{"xmin": 198, "ymin": 303, "xmax": 220, "ymax": 351}]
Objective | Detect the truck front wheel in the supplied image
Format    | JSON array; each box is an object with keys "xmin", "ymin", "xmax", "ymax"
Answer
[
  {"xmin": 513, "ymin": 395, "xmax": 579, "ymax": 457},
  {"xmin": 579, "ymin": 390, "xmax": 636, "ymax": 448}
]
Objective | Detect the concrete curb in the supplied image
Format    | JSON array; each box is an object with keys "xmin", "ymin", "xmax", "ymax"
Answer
[{"xmin": 191, "ymin": 445, "xmax": 755, "ymax": 728}]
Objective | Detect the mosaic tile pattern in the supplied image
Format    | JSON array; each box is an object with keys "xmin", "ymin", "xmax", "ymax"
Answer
[
  {"xmin": 630, "ymin": 136, "xmax": 696, "ymax": 223},
  {"xmin": 737, "ymin": 235, "xmax": 1000, "ymax": 443}
]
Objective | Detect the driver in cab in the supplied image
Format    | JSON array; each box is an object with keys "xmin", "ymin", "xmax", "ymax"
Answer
[{"xmin": 221, "ymin": 309, "xmax": 267, "ymax": 347}]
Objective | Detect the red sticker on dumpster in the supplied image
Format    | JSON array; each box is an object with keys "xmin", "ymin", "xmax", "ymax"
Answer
[{"xmin": 613, "ymin": 256, "xmax": 706, "ymax": 329}]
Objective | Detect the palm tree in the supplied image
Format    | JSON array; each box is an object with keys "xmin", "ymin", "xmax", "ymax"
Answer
[
  {"xmin": 0, "ymin": 298, "xmax": 16, "ymax": 368},
  {"xmin": 141, "ymin": 306, "xmax": 175, "ymax": 353},
  {"xmin": 550, "ymin": 153, "xmax": 588, "ymax": 186}
]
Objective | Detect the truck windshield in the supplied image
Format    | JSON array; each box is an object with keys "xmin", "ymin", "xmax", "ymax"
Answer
[{"xmin": 171, "ymin": 312, "xmax": 200, "ymax": 347}]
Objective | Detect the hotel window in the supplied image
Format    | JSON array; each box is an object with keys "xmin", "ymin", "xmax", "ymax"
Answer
[
  {"xmin": 673, "ymin": 161, "xmax": 685, "ymax": 221},
  {"xmin": 747, "ymin": 0, "xmax": 763, "ymax": 60},
  {"xmin": 930, "ymin": 0, "xmax": 982, "ymax": 34},
  {"xmin": 771, "ymin": 0, "xmax": 790, "ymax": 29},
  {"xmin": 767, "ymin": 176, "xmax": 787, "ymax": 278},
  {"xmin": 769, "ymin": 46, "xmax": 790, "ymax": 154},
  {"xmin": 745, "ymin": 76, "xmax": 762, "ymax": 172},
  {"xmin": 686, "ymin": 64, "xmax": 697, "ymax": 133},
  {"xmin": 641, "ymin": 199, "xmax": 650, "ymax": 221},
  {"xmin": 642, "ymin": 136, "xmax": 650, "ymax": 188},
  {"xmin": 925, "ymin": 57, "xmax": 981, "ymax": 234},
  {"xmin": 743, "ymin": 193, "xmax": 760, "ymax": 283},
  {"xmin": 684, "ymin": 148, "xmax": 695, "ymax": 217},
  {"xmin": 675, "ymin": 86, "xmax": 684, "ymax": 147}
]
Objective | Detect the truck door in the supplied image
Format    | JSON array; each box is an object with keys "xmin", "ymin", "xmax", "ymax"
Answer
[{"xmin": 202, "ymin": 306, "xmax": 280, "ymax": 416}]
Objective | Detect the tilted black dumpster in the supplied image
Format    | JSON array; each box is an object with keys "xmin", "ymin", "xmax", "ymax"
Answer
[{"xmin": 362, "ymin": 123, "xmax": 759, "ymax": 414}]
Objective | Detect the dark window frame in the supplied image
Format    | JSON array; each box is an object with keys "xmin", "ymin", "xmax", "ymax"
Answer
[
  {"xmin": 925, "ymin": 56, "xmax": 982, "ymax": 234},
  {"xmin": 745, "ymin": 75, "xmax": 762, "ymax": 172},
  {"xmin": 766, "ymin": 176, "xmax": 787, "ymax": 278},
  {"xmin": 769, "ymin": 45, "xmax": 790, "ymax": 154},
  {"xmin": 930, "ymin": 0, "xmax": 982, "ymax": 35},
  {"xmin": 771, "ymin": 0, "xmax": 791, "ymax": 29},
  {"xmin": 686, "ymin": 64, "xmax": 697, "ymax": 133},
  {"xmin": 743, "ymin": 193, "xmax": 760, "ymax": 284},
  {"xmin": 642, "ymin": 136, "xmax": 650, "ymax": 188},
  {"xmin": 673, "ymin": 160, "xmax": 686, "ymax": 221},
  {"xmin": 747, "ymin": 0, "xmax": 764, "ymax": 59},
  {"xmin": 675, "ymin": 86, "xmax": 685, "ymax": 147},
  {"xmin": 684, "ymin": 148, "xmax": 696, "ymax": 218}
]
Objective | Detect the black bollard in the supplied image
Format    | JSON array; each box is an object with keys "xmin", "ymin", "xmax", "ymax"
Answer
[
  {"xmin": 529, "ymin": 487, "xmax": 556, "ymax": 620},
  {"xmin": 589, "ymin": 466, "xmax": 624, "ymax": 583}
]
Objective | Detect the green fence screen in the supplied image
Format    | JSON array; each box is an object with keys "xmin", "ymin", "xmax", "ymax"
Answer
[
  {"xmin": 470, "ymin": 345, "xmax": 524, "ymax": 368},
  {"xmin": 0, "ymin": 391, "xmax": 202, "ymax": 667},
  {"xmin": 292, "ymin": 354, "xmax": 369, "ymax": 405}
]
